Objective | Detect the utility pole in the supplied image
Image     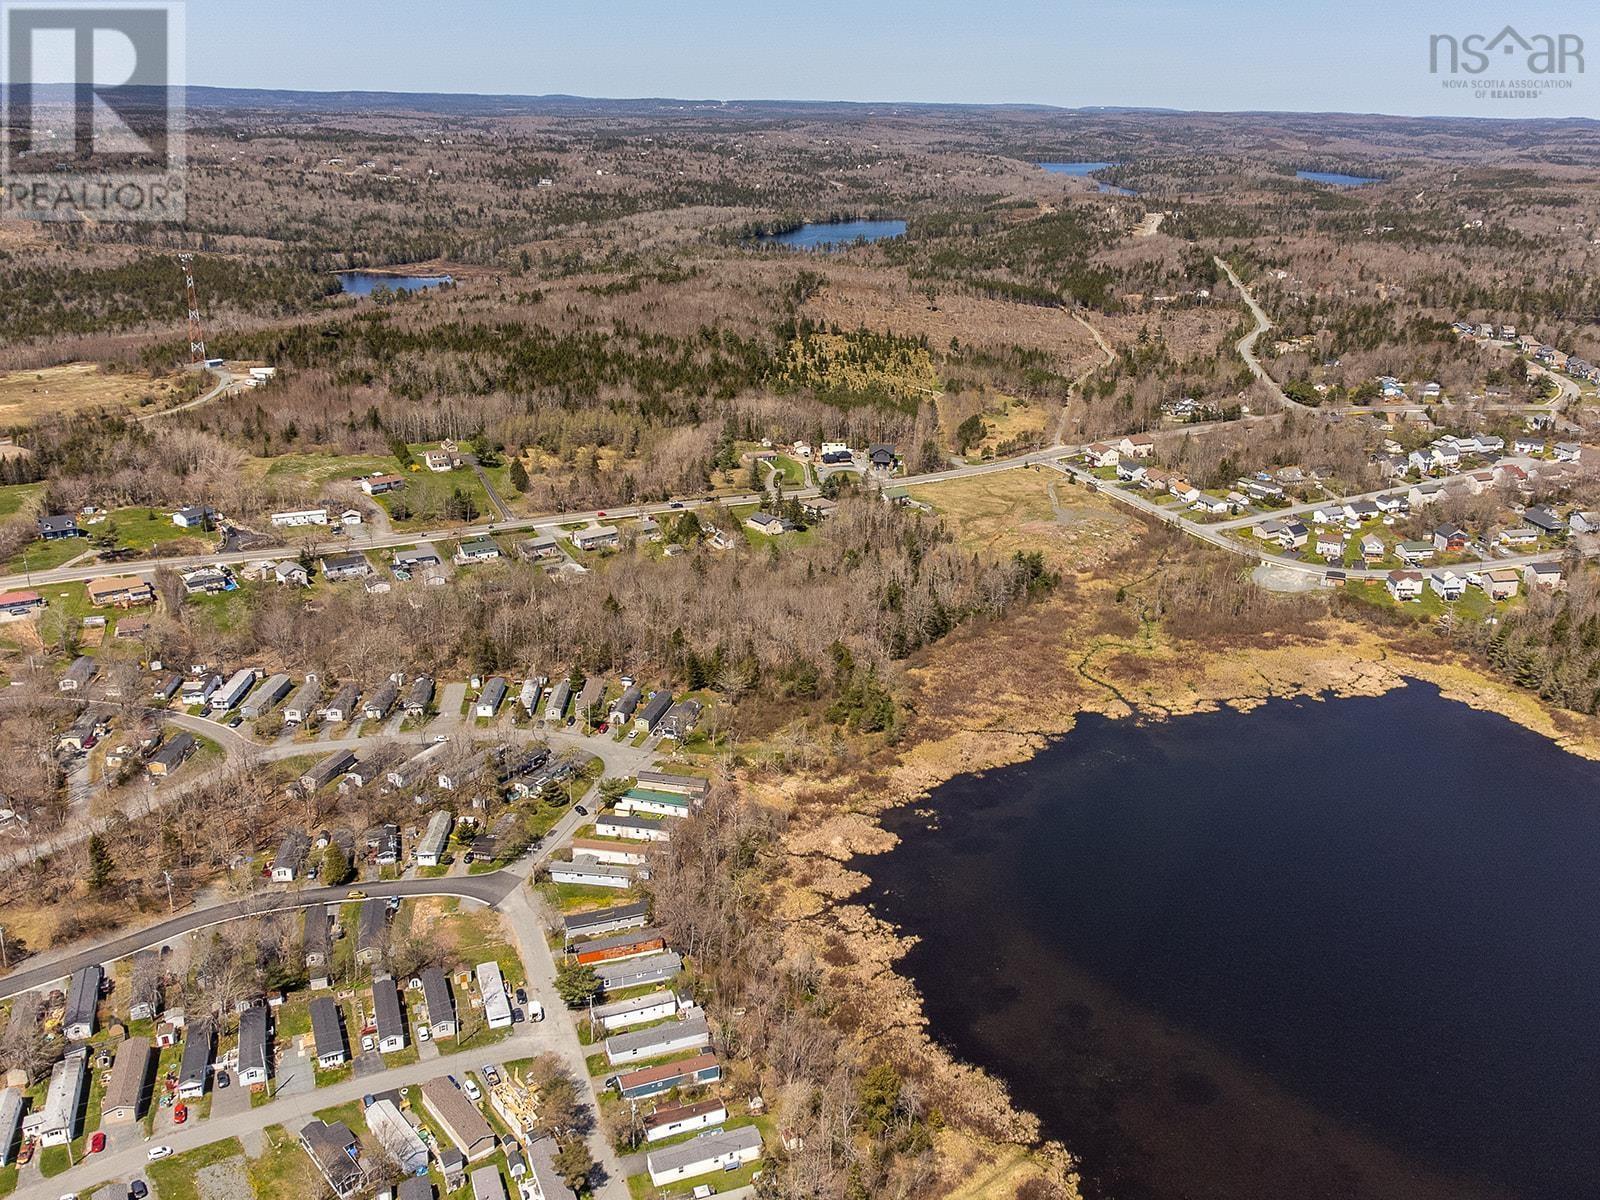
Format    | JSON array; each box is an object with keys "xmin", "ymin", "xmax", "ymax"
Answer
[
  {"xmin": 163, "ymin": 869, "xmax": 175, "ymax": 912},
  {"xmin": 0, "ymin": 925, "xmax": 8, "ymax": 969}
]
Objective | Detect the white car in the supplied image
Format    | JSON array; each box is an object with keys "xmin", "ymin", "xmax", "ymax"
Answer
[
  {"xmin": 147, "ymin": 1146, "xmax": 174, "ymax": 1161},
  {"xmin": 462, "ymin": 1078, "xmax": 481, "ymax": 1102},
  {"xmin": 416, "ymin": 1024, "xmax": 431, "ymax": 1042},
  {"xmin": 361, "ymin": 1034, "xmax": 377, "ymax": 1053}
]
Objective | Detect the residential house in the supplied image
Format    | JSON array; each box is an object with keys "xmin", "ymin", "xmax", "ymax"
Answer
[
  {"xmin": 304, "ymin": 906, "xmax": 332, "ymax": 990},
  {"xmin": 1277, "ymin": 521, "xmax": 1308, "ymax": 550},
  {"xmin": 606, "ymin": 1010, "xmax": 711, "ymax": 1066},
  {"xmin": 1514, "ymin": 436, "xmax": 1545, "ymax": 455},
  {"xmin": 309, "ymin": 997, "xmax": 347, "ymax": 1067},
  {"xmin": 570, "ymin": 525, "xmax": 620, "ymax": 551},
  {"xmin": 129, "ymin": 950, "xmax": 162, "ymax": 1021},
  {"xmin": 1396, "ymin": 540, "xmax": 1435, "ymax": 566},
  {"xmin": 573, "ymin": 928, "xmax": 668, "ymax": 966},
  {"xmin": 454, "ymin": 537, "xmax": 502, "ymax": 565},
  {"xmin": 744, "ymin": 510, "xmax": 794, "ymax": 535},
  {"xmin": 645, "ymin": 1098, "xmax": 729, "ymax": 1144},
  {"xmin": 178, "ymin": 1018, "xmax": 213, "ymax": 1097},
  {"xmin": 210, "ymin": 667, "xmax": 256, "ymax": 713},
  {"xmin": 320, "ymin": 551, "xmax": 371, "ymax": 582},
  {"xmin": 284, "ymin": 675, "xmax": 322, "ymax": 724},
  {"xmin": 1190, "ymin": 493, "xmax": 1229, "ymax": 516},
  {"xmin": 271, "ymin": 830, "xmax": 312, "ymax": 882},
  {"xmin": 594, "ymin": 813, "xmax": 670, "ymax": 842},
  {"xmin": 543, "ymin": 679, "xmax": 572, "ymax": 722},
  {"xmin": 24, "ymin": 1047, "xmax": 86, "ymax": 1146},
  {"xmin": 273, "ymin": 560, "xmax": 310, "ymax": 587},
  {"xmin": 1083, "ymin": 442, "xmax": 1120, "ymax": 468},
  {"xmin": 421, "ymin": 967, "xmax": 457, "ymax": 1039},
  {"xmin": 646, "ymin": 1126, "xmax": 763, "ymax": 1188},
  {"xmin": 100, "ymin": 1037, "xmax": 152, "ymax": 1124},
  {"xmin": 1570, "ymin": 511, "xmax": 1600, "ymax": 535},
  {"xmin": 237, "ymin": 1005, "xmax": 271, "ymax": 1086},
  {"xmin": 416, "ymin": 811, "xmax": 453, "ymax": 867},
  {"xmin": 868, "ymin": 444, "xmax": 898, "ymax": 472},
  {"xmin": 1524, "ymin": 561, "xmax": 1565, "ymax": 591},
  {"xmin": 595, "ymin": 952, "xmax": 684, "ymax": 994},
  {"xmin": 1360, "ymin": 534, "xmax": 1386, "ymax": 563},
  {"xmin": 322, "ymin": 683, "xmax": 360, "ymax": 723},
  {"xmin": 299, "ymin": 749, "xmax": 357, "ymax": 793},
  {"xmin": 563, "ymin": 902, "xmax": 651, "ymax": 943},
  {"xmin": 242, "ymin": 673, "xmax": 292, "ymax": 719},
  {"xmin": 299, "ymin": 1119, "xmax": 366, "ymax": 1199},
  {"xmin": 171, "ymin": 505, "xmax": 213, "ymax": 529},
  {"xmin": 475, "ymin": 677, "xmax": 508, "ymax": 718},
  {"xmin": 36, "ymin": 513, "xmax": 83, "ymax": 540},
  {"xmin": 420, "ymin": 1076, "xmax": 497, "ymax": 1161},
  {"xmin": 1315, "ymin": 532, "xmax": 1345, "ymax": 560},
  {"xmin": 612, "ymin": 1051, "xmax": 721, "ymax": 1101},
  {"xmin": 635, "ymin": 690, "xmax": 673, "ymax": 733},
  {"xmin": 356, "ymin": 899, "xmax": 388, "ymax": 966},
  {"xmin": 364, "ymin": 679, "xmax": 399, "ymax": 721},
  {"xmin": 403, "ymin": 674, "xmax": 435, "ymax": 718},
  {"xmin": 372, "ymin": 980, "xmax": 407, "ymax": 1053},
  {"xmin": 1429, "ymin": 570, "xmax": 1466, "ymax": 602},
  {"xmin": 1480, "ymin": 569, "xmax": 1522, "ymax": 601},
  {"xmin": 1117, "ymin": 434, "xmax": 1156, "ymax": 459},
  {"xmin": 64, "ymin": 964, "xmax": 103, "ymax": 1040},
  {"xmin": 592, "ymin": 990, "xmax": 683, "ymax": 1033},
  {"xmin": 550, "ymin": 858, "xmax": 636, "ymax": 889},
  {"xmin": 0, "ymin": 590, "xmax": 44, "ymax": 621},
  {"xmin": 1386, "ymin": 571, "xmax": 1425, "ymax": 602},
  {"xmin": 150, "ymin": 671, "xmax": 183, "ymax": 702},
  {"xmin": 1115, "ymin": 461, "xmax": 1148, "ymax": 484},
  {"xmin": 270, "ymin": 508, "xmax": 329, "ymax": 528},
  {"xmin": 146, "ymin": 731, "xmax": 196, "ymax": 777},
  {"xmin": 658, "ymin": 698, "xmax": 703, "ymax": 740},
  {"xmin": 1524, "ymin": 506, "xmax": 1564, "ymax": 536},
  {"xmin": 358, "ymin": 473, "xmax": 404, "ymax": 495},
  {"xmin": 0, "ymin": 1088, "xmax": 23, "ymax": 1166},
  {"xmin": 58, "ymin": 655, "xmax": 97, "ymax": 693},
  {"xmin": 1555, "ymin": 442, "xmax": 1582, "ymax": 463},
  {"xmin": 526, "ymin": 1136, "xmax": 578, "ymax": 1200},
  {"xmin": 609, "ymin": 685, "xmax": 643, "ymax": 725},
  {"xmin": 516, "ymin": 534, "xmax": 563, "ymax": 560}
]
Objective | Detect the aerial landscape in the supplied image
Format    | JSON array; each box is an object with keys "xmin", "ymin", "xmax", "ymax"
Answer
[{"xmin": 0, "ymin": 3, "xmax": 1597, "ymax": 1200}]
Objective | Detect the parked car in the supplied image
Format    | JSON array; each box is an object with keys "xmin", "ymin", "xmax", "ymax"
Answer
[
  {"xmin": 216, "ymin": 1071, "xmax": 230, "ymax": 1089},
  {"xmin": 346, "ymin": 890, "xmax": 367, "ymax": 899},
  {"xmin": 482, "ymin": 1065, "xmax": 500, "ymax": 1086},
  {"xmin": 148, "ymin": 1146, "xmax": 174, "ymax": 1161},
  {"xmin": 361, "ymin": 1034, "xmax": 377, "ymax": 1053},
  {"xmin": 574, "ymin": 805, "xmax": 588, "ymax": 816},
  {"xmin": 416, "ymin": 1024, "xmax": 431, "ymax": 1042},
  {"xmin": 173, "ymin": 1103, "xmax": 187, "ymax": 1124},
  {"xmin": 129, "ymin": 1181, "xmax": 149, "ymax": 1199},
  {"xmin": 462, "ymin": 1078, "xmax": 481, "ymax": 1102},
  {"xmin": 89, "ymin": 1131, "xmax": 106, "ymax": 1153}
]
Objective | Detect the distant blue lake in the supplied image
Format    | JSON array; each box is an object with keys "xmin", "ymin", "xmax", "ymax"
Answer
[
  {"xmin": 1297, "ymin": 170, "xmax": 1380, "ymax": 187},
  {"xmin": 861, "ymin": 683, "xmax": 1600, "ymax": 1200},
  {"xmin": 335, "ymin": 271, "xmax": 454, "ymax": 296},
  {"xmin": 754, "ymin": 219, "xmax": 907, "ymax": 250},
  {"xmin": 1038, "ymin": 161, "xmax": 1136, "ymax": 195}
]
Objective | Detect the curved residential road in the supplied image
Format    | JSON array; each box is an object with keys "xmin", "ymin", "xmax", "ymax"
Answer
[
  {"xmin": 0, "ymin": 872, "xmax": 520, "ymax": 1001},
  {"xmin": 1214, "ymin": 255, "xmax": 1313, "ymax": 415},
  {"xmin": 1047, "ymin": 459, "xmax": 1571, "ymax": 581}
]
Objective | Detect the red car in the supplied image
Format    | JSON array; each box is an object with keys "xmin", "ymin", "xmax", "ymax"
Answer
[
  {"xmin": 173, "ymin": 1103, "xmax": 188, "ymax": 1125},
  {"xmin": 89, "ymin": 1131, "xmax": 106, "ymax": 1154}
]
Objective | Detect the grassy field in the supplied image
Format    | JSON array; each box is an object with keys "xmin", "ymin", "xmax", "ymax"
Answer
[
  {"xmin": 909, "ymin": 467, "xmax": 1133, "ymax": 567},
  {"xmin": 145, "ymin": 1137, "xmax": 248, "ymax": 1200},
  {"xmin": 0, "ymin": 362, "xmax": 197, "ymax": 424},
  {"xmin": 0, "ymin": 482, "xmax": 43, "ymax": 518},
  {"xmin": 257, "ymin": 448, "xmax": 493, "ymax": 529}
]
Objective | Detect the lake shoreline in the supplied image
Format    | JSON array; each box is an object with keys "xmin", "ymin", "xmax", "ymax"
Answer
[{"xmin": 758, "ymin": 601, "xmax": 1600, "ymax": 1198}]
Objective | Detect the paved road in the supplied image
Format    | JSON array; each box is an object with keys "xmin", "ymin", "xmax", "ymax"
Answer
[
  {"xmin": 1050, "ymin": 460, "xmax": 1569, "ymax": 580},
  {"xmin": 0, "ymin": 440, "xmax": 1087, "ymax": 592},
  {"xmin": 0, "ymin": 873, "xmax": 519, "ymax": 1001},
  {"xmin": 1214, "ymin": 256, "xmax": 1312, "ymax": 415}
]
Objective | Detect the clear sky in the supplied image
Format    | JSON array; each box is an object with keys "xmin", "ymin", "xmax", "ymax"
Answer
[{"xmin": 183, "ymin": 0, "xmax": 1594, "ymax": 118}]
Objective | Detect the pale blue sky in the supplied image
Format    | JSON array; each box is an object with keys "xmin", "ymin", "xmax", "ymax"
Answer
[{"xmin": 184, "ymin": 0, "xmax": 1594, "ymax": 118}]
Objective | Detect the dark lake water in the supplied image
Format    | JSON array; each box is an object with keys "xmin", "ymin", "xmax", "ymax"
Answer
[
  {"xmin": 1038, "ymin": 161, "xmax": 1136, "ymax": 196},
  {"xmin": 1297, "ymin": 170, "xmax": 1380, "ymax": 187},
  {"xmin": 755, "ymin": 219, "xmax": 906, "ymax": 249},
  {"xmin": 859, "ymin": 684, "xmax": 1600, "ymax": 1200},
  {"xmin": 335, "ymin": 271, "xmax": 454, "ymax": 296}
]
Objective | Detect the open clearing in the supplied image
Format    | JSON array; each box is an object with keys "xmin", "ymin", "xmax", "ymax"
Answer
[
  {"xmin": 0, "ymin": 363, "xmax": 195, "ymax": 424},
  {"xmin": 909, "ymin": 467, "xmax": 1136, "ymax": 568}
]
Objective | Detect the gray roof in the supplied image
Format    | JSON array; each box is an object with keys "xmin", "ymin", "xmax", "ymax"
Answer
[
  {"xmin": 398, "ymin": 1179, "xmax": 435, "ymax": 1200},
  {"xmin": 64, "ymin": 964, "xmax": 102, "ymax": 1033},
  {"xmin": 309, "ymin": 997, "xmax": 344, "ymax": 1059},
  {"xmin": 102, "ymin": 1036, "xmax": 152, "ymax": 1114},
  {"xmin": 606, "ymin": 1012, "xmax": 709, "ymax": 1060},
  {"xmin": 237, "ymin": 1006, "xmax": 270, "ymax": 1078},
  {"xmin": 179, "ymin": 1017, "xmax": 213, "ymax": 1086},
  {"xmin": 149, "ymin": 731, "xmax": 196, "ymax": 771},
  {"xmin": 372, "ymin": 980, "xmax": 405, "ymax": 1041},
  {"xmin": 303, "ymin": 905, "xmax": 331, "ymax": 960},
  {"xmin": 646, "ymin": 1125, "xmax": 762, "ymax": 1178},
  {"xmin": 528, "ymin": 1137, "xmax": 577, "ymax": 1200},
  {"xmin": 420, "ymin": 967, "xmax": 454, "ymax": 1025},
  {"xmin": 364, "ymin": 680, "xmax": 399, "ymax": 716},
  {"xmin": 564, "ymin": 901, "xmax": 650, "ymax": 938},
  {"xmin": 637, "ymin": 690, "xmax": 672, "ymax": 727},
  {"xmin": 478, "ymin": 677, "xmax": 508, "ymax": 710},
  {"xmin": 357, "ymin": 898, "xmax": 387, "ymax": 953},
  {"xmin": 403, "ymin": 675, "xmax": 434, "ymax": 709},
  {"xmin": 594, "ymin": 951, "xmax": 682, "ymax": 990}
]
